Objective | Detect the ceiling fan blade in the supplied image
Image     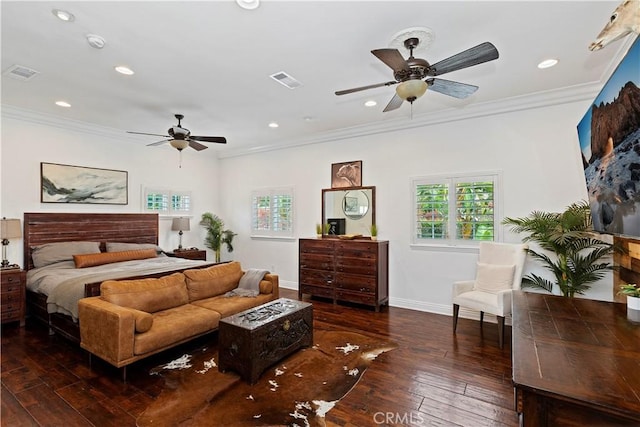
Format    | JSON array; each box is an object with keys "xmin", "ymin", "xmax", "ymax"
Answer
[
  {"xmin": 147, "ymin": 139, "xmax": 171, "ymax": 147},
  {"xmin": 371, "ymin": 49, "xmax": 410, "ymax": 71},
  {"xmin": 190, "ymin": 135, "xmax": 227, "ymax": 144},
  {"xmin": 430, "ymin": 42, "xmax": 499, "ymax": 76},
  {"xmin": 127, "ymin": 131, "xmax": 170, "ymax": 138},
  {"xmin": 335, "ymin": 81, "xmax": 398, "ymax": 96},
  {"xmin": 383, "ymin": 93, "xmax": 404, "ymax": 112},
  {"xmin": 427, "ymin": 78, "xmax": 479, "ymax": 99},
  {"xmin": 188, "ymin": 140, "xmax": 208, "ymax": 151}
]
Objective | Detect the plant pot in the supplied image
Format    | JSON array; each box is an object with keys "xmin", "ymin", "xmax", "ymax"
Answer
[
  {"xmin": 627, "ymin": 296, "xmax": 640, "ymax": 323},
  {"xmin": 371, "ymin": 236, "xmax": 377, "ymax": 241}
]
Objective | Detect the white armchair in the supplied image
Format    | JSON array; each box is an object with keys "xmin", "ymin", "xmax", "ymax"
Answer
[{"xmin": 452, "ymin": 241, "xmax": 528, "ymax": 348}]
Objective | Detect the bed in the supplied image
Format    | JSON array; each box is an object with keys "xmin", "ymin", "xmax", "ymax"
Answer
[{"xmin": 24, "ymin": 212, "xmax": 215, "ymax": 343}]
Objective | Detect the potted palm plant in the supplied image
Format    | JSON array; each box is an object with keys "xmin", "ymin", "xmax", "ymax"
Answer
[
  {"xmin": 370, "ymin": 223, "xmax": 378, "ymax": 240},
  {"xmin": 503, "ymin": 201, "xmax": 618, "ymax": 297},
  {"xmin": 200, "ymin": 213, "xmax": 236, "ymax": 263}
]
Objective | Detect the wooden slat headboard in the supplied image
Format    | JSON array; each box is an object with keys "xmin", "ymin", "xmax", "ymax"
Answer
[{"xmin": 23, "ymin": 213, "xmax": 159, "ymax": 271}]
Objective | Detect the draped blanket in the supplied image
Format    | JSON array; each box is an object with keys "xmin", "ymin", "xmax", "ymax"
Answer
[
  {"xmin": 27, "ymin": 257, "xmax": 212, "ymax": 320},
  {"xmin": 226, "ymin": 268, "xmax": 269, "ymax": 297}
]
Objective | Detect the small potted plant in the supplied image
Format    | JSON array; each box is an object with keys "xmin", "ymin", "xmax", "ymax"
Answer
[
  {"xmin": 315, "ymin": 223, "xmax": 323, "ymax": 238},
  {"xmin": 370, "ymin": 223, "xmax": 378, "ymax": 240},
  {"xmin": 619, "ymin": 283, "xmax": 640, "ymax": 311}
]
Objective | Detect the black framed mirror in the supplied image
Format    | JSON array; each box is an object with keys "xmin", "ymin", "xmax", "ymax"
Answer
[{"xmin": 322, "ymin": 186, "xmax": 375, "ymax": 236}]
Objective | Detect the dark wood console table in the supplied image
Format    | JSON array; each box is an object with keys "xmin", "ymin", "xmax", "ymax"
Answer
[{"xmin": 511, "ymin": 291, "xmax": 640, "ymax": 426}]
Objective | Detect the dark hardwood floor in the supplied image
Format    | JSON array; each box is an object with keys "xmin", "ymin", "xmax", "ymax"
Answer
[{"xmin": 1, "ymin": 289, "xmax": 518, "ymax": 426}]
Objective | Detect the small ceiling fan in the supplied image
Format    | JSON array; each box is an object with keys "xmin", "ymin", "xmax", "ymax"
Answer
[
  {"xmin": 127, "ymin": 114, "xmax": 227, "ymax": 151},
  {"xmin": 335, "ymin": 37, "xmax": 499, "ymax": 112}
]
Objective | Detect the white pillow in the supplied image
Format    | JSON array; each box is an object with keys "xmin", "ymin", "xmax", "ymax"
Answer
[{"xmin": 473, "ymin": 262, "xmax": 515, "ymax": 293}]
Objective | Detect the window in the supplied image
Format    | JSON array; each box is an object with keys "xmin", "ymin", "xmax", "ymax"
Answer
[
  {"xmin": 143, "ymin": 188, "xmax": 192, "ymax": 216},
  {"xmin": 251, "ymin": 187, "xmax": 294, "ymax": 238},
  {"xmin": 412, "ymin": 172, "xmax": 500, "ymax": 246}
]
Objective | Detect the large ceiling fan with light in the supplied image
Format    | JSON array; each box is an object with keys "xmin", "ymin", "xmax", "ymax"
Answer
[
  {"xmin": 127, "ymin": 114, "xmax": 227, "ymax": 151},
  {"xmin": 335, "ymin": 37, "xmax": 499, "ymax": 112}
]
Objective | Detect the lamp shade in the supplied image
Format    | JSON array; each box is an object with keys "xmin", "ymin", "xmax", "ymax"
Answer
[
  {"xmin": 1, "ymin": 218, "xmax": 21, "ymax": 239},
  {"xmin": 395, "ymin": 79, "xmax": 428, "ymax": 101},
  {"xmin": 170, "ymin": 139, "xmax": 189, "ymax": 151},
  {"xmin": 171, "ymin": 217, "xmax": 190, "ymax": 231}
]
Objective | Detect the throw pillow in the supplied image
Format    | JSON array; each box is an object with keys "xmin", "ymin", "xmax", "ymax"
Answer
[
  {"xmin": 32, "ymin": 241, "xmax": 101, "ymax": 268},
  {"xmin": 73, "ymin": 248, "xmax": 157, "ymax": 268},
  {"xmin": 474, "ymin": 262, "xmax": 515, "ymax": 293}
]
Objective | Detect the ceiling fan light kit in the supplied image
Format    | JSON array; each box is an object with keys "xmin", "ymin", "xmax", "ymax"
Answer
[
  {"xmin": 170, "ymin": 140, "xmax": 189, "ymax": 151},
  {"xmin": 396, "ymin": 79, "xmax": 428, "ymax": 102}
]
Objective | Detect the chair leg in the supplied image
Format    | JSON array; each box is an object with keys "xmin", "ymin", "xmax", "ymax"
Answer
[
  {"xmin": 497, "ymin": 316, "xmax": 505, "ymax": 349},
  {"xmin": 453, "ymin": 304, "xmax": 460, "ymax": 333},
  {"xmin": 479, "ymin": 311, "xmax": 484, "ymax": 327}
]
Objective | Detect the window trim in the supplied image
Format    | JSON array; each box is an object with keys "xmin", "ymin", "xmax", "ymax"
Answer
[
  {"xmin": 411, "ymin": 170, "xmax": 502, "ymax": 248},
  {"xmin": 250, "ymin": 186, "xmax": 294, "ymax": 239}
]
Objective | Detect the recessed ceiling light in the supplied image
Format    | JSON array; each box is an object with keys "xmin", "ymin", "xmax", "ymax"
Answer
[
  {"xmin": 114, "ymin": 65, "xmax": 134, "ymax": 75},
  {"xmin": 364, "ymin": 100, "xmax": 377, "ymax": 107},
  {"xmin": 268, "ymin": 122, "xmax": 279, "ymax": 128},
  {"xmin": 537, "ymin": 59, "xmax": 558, "ymax": 69},
  {"xmin": 55, "ymin": 101, "xmax": 71, "ymax": 108},
  {"xmin": 52, "ymin": 9, "xmax": 74, "ymax": 22},
  {"xmin": 236, "ymin": 0, "xmax": 260, "ymax": 10}
]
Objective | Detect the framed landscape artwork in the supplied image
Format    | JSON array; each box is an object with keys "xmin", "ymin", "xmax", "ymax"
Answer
[
  {"xmin": 331, "ymin": 160, "xmax": 362, "ymax": 188},
  {"xmin": 577, "ymin": 36, "xmax": 640, "ymax": 238},
  {"xmin": 41, "ymin": 162, "xmax": 128, "ymax": 204}
]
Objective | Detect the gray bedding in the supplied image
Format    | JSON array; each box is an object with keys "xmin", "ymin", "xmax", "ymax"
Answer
[{"xmin": 27, "ymin": 256, "xmax": 210, "ymax": 320}]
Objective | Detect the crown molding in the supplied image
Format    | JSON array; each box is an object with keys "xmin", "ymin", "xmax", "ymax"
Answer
[{"xmin": 220, "ymin": 81, "xmax": 601, "ymax": 158}]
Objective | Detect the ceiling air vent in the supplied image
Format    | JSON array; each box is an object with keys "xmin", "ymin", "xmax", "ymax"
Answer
[
  {"xmin": 269, "ymin": 71, "xmax": 302, "ymax": 89},
  {"xmin": 4, "ymin": 64, "xmax": 39, "ymax": 81}
]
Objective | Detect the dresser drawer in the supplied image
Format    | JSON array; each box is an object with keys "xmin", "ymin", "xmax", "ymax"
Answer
[
  {"xmin": 1, "ymin": 309, "xmax": 21, "ymax": 323},
  {"xmin": 335, "ymin": 273, "xmax": 376, "ymax": 292},
  {"xmin": 300, "ymin": 253, "xmax": 334, "ymax": 271},
  {"xmin": 336, "ymin": 241, "xmax": 378, "ymax": 258},
  {"xmin": 300, "ymin": 284, "xmax": 334, "ymax": 299},
  {"xmin": 299, "ymin": 268, "xmax": 333, "ymax": 287},
  {"xmin": 299, "ymin": 239, "xmax": 335, "ymax": 255},
  {"xmin": 335, "ymin": 258, "xmax": 377, "ymax": 275},
  {"xmin": 1, "ymin": 272, "xmax": 23, "ymax": 289}
]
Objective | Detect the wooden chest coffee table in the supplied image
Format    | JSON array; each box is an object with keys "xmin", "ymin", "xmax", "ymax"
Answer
[{"xmin": 218, "ymin": 298, "xmax": 313, "ymax": 383}]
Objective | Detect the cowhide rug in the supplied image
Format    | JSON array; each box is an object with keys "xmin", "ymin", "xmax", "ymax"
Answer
[{"xmin": 137, "ymin": 328, "xmax": 396, "ymax": 427}]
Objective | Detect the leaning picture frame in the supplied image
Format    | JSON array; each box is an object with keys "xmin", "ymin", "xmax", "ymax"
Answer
[
  {"xmin": 331, "ymin": 160, "xmax": 362, "ymax": 188},
  {"xmin": 41, "ymin": 162, "xmax": 128, "ymax": 204}
]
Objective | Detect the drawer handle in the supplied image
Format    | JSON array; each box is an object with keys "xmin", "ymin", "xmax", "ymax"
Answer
[{"xmin": 6, "ymin": 277, "xmax": 14, "ymax": 283}]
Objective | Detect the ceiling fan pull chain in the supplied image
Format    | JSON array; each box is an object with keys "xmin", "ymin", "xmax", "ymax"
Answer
[{"xmin": 179, "ymin": 150, "xmax": 183, "ymax": 168}]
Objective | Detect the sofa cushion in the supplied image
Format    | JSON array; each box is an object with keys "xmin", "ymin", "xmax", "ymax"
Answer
[
  {"xmin": 184, "ymin": 261, "xmax": 244, "ymax": 301},
  {"xmin": 131, "ymin": 309, "xmax": 154, "ymax": 333},
  {"xmin": 134, "ymin": 305, "xmax": 220, "ymax": 355},
  {"xmin": 74, "ymin": 248, "xmax": 157, "ymax": 268},
  {"xmin": 101, "ymin": 272, "xmax": 189, "ymax": 313},
  {"xmin": 192, "ymin": 293, "xmax": 274, "ymax": 318}
]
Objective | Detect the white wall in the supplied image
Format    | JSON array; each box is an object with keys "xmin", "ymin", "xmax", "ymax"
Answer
[
  {"xmin": 219, "ymin": 99, "xmax": 614, "ymax": 313},
  {"xmin": 1, "ymin": 98, "xmax": 614, "ymax": 319},
  {"xmin": 0, "ymin": 113, "xmax": 221, "ymax": 263}
]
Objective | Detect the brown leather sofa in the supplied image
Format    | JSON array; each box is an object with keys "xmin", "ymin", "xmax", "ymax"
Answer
[{"xmin": 78, "ymin": 261, "xmax": 279, "ymax": 369}]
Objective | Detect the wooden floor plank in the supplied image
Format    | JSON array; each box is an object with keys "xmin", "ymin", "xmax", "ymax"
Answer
[{"xmin": 1, "ymin": 288, "xmax": 518, "ymax": 426}]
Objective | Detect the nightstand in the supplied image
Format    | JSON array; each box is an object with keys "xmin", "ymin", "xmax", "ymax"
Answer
[
  {"xmin": 167, "ymin": 249, "xmax": 207, "ymax": 261},
  {"xmin": 1, "ymin": 269, "xmax": 26, "ymax": 326}
]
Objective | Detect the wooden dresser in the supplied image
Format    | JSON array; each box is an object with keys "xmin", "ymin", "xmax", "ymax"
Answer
[
  {"xmin": 298, "ymin": 238, "xmax": 388, "ymax": 311},
  {"xmin": 1, "ymin": 269, "xmax": 26, "ymax": 326}
]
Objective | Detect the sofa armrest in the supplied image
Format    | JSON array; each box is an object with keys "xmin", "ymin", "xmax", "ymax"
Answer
[
  {"xmin": 78, "ymin": 297, "xmax": 136, "ymax": 367},
  {"xmin": 263, "ymin": 273, "xmax": 279, "ymax": 299}
]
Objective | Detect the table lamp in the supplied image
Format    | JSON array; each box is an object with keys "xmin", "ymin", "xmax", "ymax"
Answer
[
  {"xmin": 1, "ymin": 217, "xmax": 22, "ymax": 269},
  {"xmin": 171, "ymin": 217, "xmax": 190, "ymax": 250}
]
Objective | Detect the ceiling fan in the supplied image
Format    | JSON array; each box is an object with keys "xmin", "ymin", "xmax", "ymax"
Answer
[
  {"xmin": 335, "ymin": 37, "xmax": 499, "ymax": 112},
  {"xmin": 127, "ymin": 114, "xmax": 227, "ymax": 151}
]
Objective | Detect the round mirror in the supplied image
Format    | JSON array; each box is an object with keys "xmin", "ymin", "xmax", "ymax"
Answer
[{"xmin": 342, "ymin": 190, "xmax": 370, "ymax": 220}]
